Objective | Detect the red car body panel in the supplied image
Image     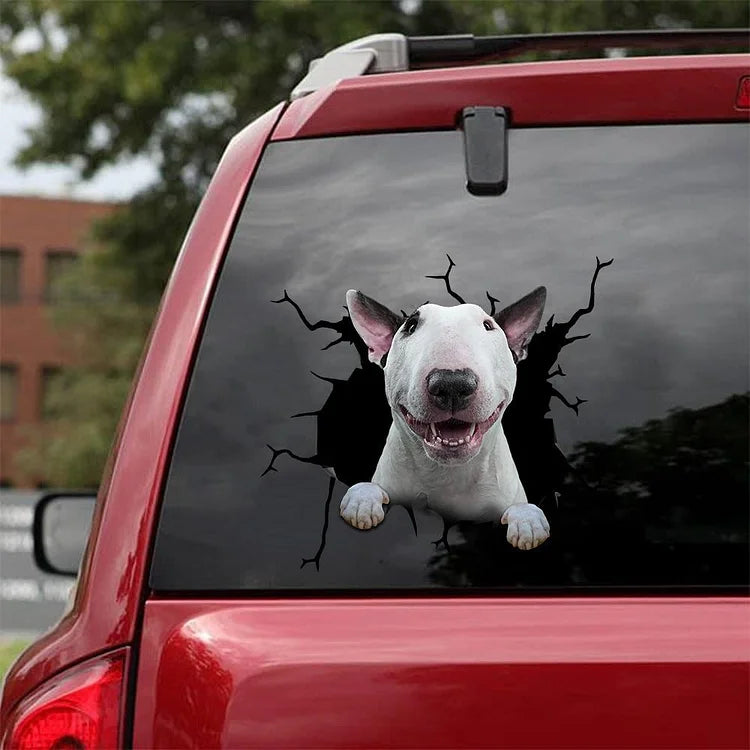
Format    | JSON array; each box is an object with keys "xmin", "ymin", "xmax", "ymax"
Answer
[
  {"xmin": 132, "ymin": 598, "xmax": 749, "ymax": 749},
  {"xmin": 2, "ymin": 51, "xmax": 750, "ymax": 746},
  {"xmin": 273, "ymin": 55, "xmax": 750, "ymax": 140},
  {"xmin": 0, "ymin": 102, "xmax": 286, "ymax": 720}
]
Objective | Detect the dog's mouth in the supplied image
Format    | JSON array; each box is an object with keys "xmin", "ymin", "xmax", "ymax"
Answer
[{"xmin": 398, "ymin": 403, "xmax": 503, "ymax": 451}]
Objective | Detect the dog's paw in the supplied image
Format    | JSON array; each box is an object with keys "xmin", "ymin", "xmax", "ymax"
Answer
[
  {"xmin": 501, "ymin": 503, "xmax": 550, "ymax": 550},
  {"xmin": 340, "ymin": 482, "xmax": 390, "ymax": 530}
]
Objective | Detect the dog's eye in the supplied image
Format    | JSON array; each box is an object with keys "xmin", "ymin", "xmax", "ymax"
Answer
[
  {"xmin": 483, "ymin": 320, "xmax": 495, "ymax": 331},
  {"xmin": 403, "ymin": 317, "xmax": 418, "ymax": 335}
]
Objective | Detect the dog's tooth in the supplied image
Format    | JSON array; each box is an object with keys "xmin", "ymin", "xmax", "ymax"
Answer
[
  {"xmin": 430, "ymin": 422, "xmax": 437, "ymax": 436},
  {"xmin": 458, "ymin": 438, "xmax": 464, "ymax": 445}
]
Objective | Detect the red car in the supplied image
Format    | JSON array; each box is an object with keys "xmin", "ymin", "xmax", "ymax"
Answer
[{"xmin": 2, "ymin": 30, "xmax": 749, "ymax": 749}]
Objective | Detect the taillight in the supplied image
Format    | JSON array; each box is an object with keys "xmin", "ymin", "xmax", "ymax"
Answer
[{"xmin": 3, "ymin": 649, "xmax": 126, "ymax": 750}]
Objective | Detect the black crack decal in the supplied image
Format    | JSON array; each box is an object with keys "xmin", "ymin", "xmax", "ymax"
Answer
[{"xmin": 262, "ymin": 256, "xmax": 612, "ymax": 568}]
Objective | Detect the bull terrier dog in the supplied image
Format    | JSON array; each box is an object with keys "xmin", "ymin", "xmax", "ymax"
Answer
[{"xmin": 341, "ymin": 286, "xmax": 550, "ymax": 550}]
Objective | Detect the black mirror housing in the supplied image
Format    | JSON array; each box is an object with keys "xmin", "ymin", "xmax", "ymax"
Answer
[{"xmin": 33, "ymin": 492, "xmax": 97, "ymax": 577}]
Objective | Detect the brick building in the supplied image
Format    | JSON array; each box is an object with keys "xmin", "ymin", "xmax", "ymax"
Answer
[{"xmin": 0, "ymin": 195, "xmax": 117, "ymax": 487}]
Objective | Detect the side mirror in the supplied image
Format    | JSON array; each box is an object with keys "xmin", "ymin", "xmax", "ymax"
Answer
[{"xmin": 33, "ymin": 492, "xmax": 97, "ymax": 576}]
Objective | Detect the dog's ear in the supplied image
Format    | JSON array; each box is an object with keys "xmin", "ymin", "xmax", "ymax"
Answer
[
  {"xmin": 346, "ymin": 290, "xmax": 403, "ymax": 366},
  {"xmin": 494, "ymin": 286, "xmax": 546, "ymax": 362}
]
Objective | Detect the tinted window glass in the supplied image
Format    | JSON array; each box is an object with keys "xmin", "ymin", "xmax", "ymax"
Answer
[
  {"xmin": 40, "ymin": 366, "xmax": 64, "ymax": 420},
  {"xmin": 0, "ymin": 248, "xmax": 21, "ymax": 303},
  {"xmin": 44, "ymin": 250, "xmax": 78, "ymax": 303},
  {"xmin": 0, "ymin": 364, "xmax": 19, "ymax": 422},
  {"xmin": 151, "ymin": 124, "xmax": 749, "ymax": 592}
]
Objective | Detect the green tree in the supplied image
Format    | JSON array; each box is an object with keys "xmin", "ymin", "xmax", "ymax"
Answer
[
  {"xmin": 1, "ymin": 0, "xmax": 746, "ymax": 486},
  {"xmin": 425, "ymin": 393, "xmax": 749, "ymax": 588},
  {"xmin": 568, "ymin": 393, "xmax": 750, "ymax": 531}
]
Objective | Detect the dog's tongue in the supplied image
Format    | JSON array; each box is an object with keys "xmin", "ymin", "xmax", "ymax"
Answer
[{"xmin": 435, "ymin": 418, "xmax": 473, "ymax": 440}]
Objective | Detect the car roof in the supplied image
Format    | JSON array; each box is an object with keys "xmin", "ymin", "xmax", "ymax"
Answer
[
  {"xmin": 273, "ymin": 53, "xmax": 749, "ymax": 140},
  {"xmin": 290, "ymin": 29, "xmax": 748, "ymax": 99}
]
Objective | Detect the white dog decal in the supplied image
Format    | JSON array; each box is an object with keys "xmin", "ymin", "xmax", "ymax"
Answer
[{"xmin": 341, "ymin": 287, "xmax": 550, "ymax": 550}]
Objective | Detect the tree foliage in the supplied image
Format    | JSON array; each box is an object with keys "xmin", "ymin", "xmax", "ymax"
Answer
[
  {"xmin": 1, "ymin": 0, "xmax": 747, "ymax": 486},
  {"xmin": 425, "ymin": 393, "xmax": 749, "ymax": 588},
  {"xmin": 569, "ymin": 393, "xmax": 750, "ymax": 531}
]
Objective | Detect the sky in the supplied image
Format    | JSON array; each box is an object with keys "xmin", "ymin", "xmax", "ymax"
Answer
[{"xmin": 0, "ymin": 71, "xmax": 157, "ymax": 202}]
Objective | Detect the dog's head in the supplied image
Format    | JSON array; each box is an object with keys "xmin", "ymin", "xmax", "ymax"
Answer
[{"xmin": 346, "ymin": 287, "xmax": 546, "ymax": 465}]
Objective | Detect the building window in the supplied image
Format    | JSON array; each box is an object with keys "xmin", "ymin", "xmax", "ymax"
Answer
[
  {"xmin": 0, "ymin": 364, "xmax": 19, "ymax": 422},
  {"xmin": 44, "ymin": 249, "xmax": 79, "ymax": 303},
  {"xmin": 0, "ymin": 247, "xmax": 22, "ymax": 303},
  {"xmin": 40, "ymin": 366, "xmax": 64, "ymax": 420}
]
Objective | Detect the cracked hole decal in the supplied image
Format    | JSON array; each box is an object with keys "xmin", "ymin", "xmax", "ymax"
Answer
[{"xmin": 262, "ymin": 255, "xmax": 612, "ymax": 569}]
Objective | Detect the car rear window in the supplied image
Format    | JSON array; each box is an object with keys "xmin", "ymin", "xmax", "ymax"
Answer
[{"xmin": 150, "ymin": 123, "xmax": 749, "ymax": 593}]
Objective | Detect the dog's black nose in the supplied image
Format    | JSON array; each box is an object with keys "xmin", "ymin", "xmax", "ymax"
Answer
[{"xmin": 426, "ymin": 368, "xmax": 479, "ymax": 412}]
